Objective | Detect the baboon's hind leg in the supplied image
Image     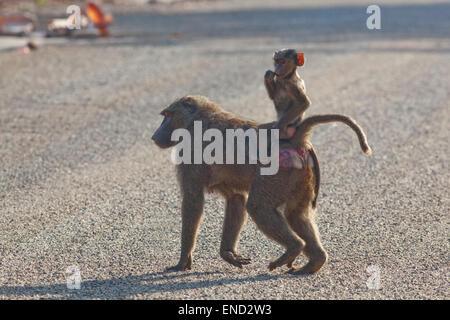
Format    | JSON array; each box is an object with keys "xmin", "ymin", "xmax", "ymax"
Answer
[
  {"xmin": 285, "ymin": 205, "xmax": 327, "ymax": 274},
  {"xmin": 246, "ymin": 173, "xmax": 305, "ymax": 271}
]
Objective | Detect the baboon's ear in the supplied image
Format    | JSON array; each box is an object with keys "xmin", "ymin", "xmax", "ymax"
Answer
[
  {"xmin": 297, "ymin": 53, "xmax": 305, "ymax": 66},
  {"xmin": 273, "ymin": 51, "xmax": 278, "ymax": 59}
]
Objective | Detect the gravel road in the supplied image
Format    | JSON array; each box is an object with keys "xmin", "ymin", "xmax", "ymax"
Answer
[{"xmin": 0, "ymin": 0, "xmax": 448, "ymax": 299}]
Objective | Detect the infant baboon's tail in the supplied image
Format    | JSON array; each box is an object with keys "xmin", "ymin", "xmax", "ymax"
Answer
[{"xmin": 293, "ymin": 114, "xmax": 372, "ymax": 155}]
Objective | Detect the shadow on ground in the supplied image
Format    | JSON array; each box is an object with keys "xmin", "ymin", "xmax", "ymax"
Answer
[{"xmin": 0, "ymin": 271, "xmax": 289, "ymax": 299}]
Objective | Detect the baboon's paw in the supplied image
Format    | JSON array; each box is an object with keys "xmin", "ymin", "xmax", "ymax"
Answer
[
  {"xmin": 286, "ymin": 257, "xmax": 297, "ymax": 269},
  {"xmin": 287, "ymin": 261, "xmax": 325, "ymax": 275},
  {"xmin": 287, "ymin": 266, "xmax": 315, "ymax": 275},
  {"xmin": 166, "ymin": 264, "xmax": 191, "ymax": 272},
  {"xmin": 287, "ymin": 266, "xmax": 303, "ymax": 274},
  {"xmin": 269, "ymin": 245, "xmax": 303, "ymax": 271},
  {"xmin": 268, "ymin": 257, "xmax": 290, "ymax": 271},
  {"xmin": 221, "ymin": 250, "xmax": 251, "ymax": 268},
  {"xmin": 268, "ymin": 260, "xmax": 280, "ymax": 271},
  {"xmin": 268, "ymin": 258, "xmax": 290, "ymax": 271},
  {"xmin": 165, "ymin": 258, "xmax": 192, "ymax": 272}
]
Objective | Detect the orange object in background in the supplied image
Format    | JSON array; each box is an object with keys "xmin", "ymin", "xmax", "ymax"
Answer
[
  {"xmin": 86, "ymin": 2, "xmax": 113, "ymax": 36},
  {"xmin": 297, "ymin": 53, "xmax": 305, "ymax": 67},
  {"xmin": 0, "ymin": 15, "xmax": 34, "ymax": 35}
]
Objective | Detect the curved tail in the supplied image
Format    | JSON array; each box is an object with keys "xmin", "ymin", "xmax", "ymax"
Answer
[{"xmin": 292, "ymin": 114, "xmax": 372, "ymax": 155}]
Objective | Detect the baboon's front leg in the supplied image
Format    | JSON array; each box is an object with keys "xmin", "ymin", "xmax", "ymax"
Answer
[
  {"xmin": 220, "ymin": 194, "xmax": 251, "ymax": 268},
  {"xmin": 166, "ymin": 186, "xmax": 205, "ymax": 272}
]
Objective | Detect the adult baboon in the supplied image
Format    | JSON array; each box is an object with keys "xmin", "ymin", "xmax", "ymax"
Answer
[{"xmin": 152, "ymin": 95, "xmax": 371, "ymax": 273}]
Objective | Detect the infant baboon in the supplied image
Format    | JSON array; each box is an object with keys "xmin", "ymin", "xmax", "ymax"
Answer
[
  {"xmin": 264, "ymin": 48, "xmax": 310, "ymax": 139},
  {"xmin": 209, "ymin": 50, "xmax": 318, "ymax": 200},
  {"xmin": 262, "ymin": 48, "xmax": 322, "ymax": 208}
]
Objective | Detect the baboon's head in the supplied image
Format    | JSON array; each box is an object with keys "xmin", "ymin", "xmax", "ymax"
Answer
[
  {"xmin": 151, "ymin": 96, "xmax": 201, "ymax": 149},
  {"xmin": 273, "ymin": 49, "xmax": 304, "ymax": 78}
]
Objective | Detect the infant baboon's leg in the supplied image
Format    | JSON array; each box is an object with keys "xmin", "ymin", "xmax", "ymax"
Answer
[
  {"xmin": 285, "ymin": 206, "xmax": 327, "ymax": 274},
  {"xmin": 220, "ymin": 193, "xmax": 251, "ymax": 268},
  {"xmin": 246, "ymin": 173, "xmax": 305, "ymax": 271}
]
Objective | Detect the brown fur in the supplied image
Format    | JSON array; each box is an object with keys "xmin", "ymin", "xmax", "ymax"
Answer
[
  {"xmin": 263, "ymin": 49, "xmax": 323, "ymax": 208},
  {"xmin": 265, "ymin": 48, "xmax": 311, "ymax": 135},
  {"xmin": 264, "ymin": 50, "xmax": 372, "ymax": 209},
  {"xmin": 152, "ymin": 96, "xmax": 258, "ymax": 270},
  {"xmin": 247, "ymin": 113, "xmax": 372, "ymax": 274},
  {"xmin": 152, "ymin": 95, "xmax": 370, "ymax": 274},
  {"xmin": 291, "ymin": 114, "xmax": 372, "ymax": 155}
]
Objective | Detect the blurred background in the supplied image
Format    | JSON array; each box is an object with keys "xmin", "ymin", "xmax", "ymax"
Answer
[{"xmin": 0, "ymin": 0, "xmax": 448, "ymax": 299}]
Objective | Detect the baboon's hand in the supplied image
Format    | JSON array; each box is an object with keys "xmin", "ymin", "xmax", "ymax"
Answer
[
  {"xmin": 264, "ymin": 70, "xmax": 276, "ymax": 81},
  {"xmin": 220, "ymin": 250, "xmax": 251, "ymax": 268}
]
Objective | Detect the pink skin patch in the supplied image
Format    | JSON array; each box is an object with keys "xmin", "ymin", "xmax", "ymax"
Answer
[
  {"xmin": 279, "ymin": 147, "xmax": 310, "ymax": 169},
  {"xmin": 279, "ymin": 126, "xmax": 310, "ymax": 169},
  {"xmin": 286, "ymin": 126, "xmax": 296, "ymax": 137},
  {"xmin": 279, "ymin": 125, "xmax": 297, "ymax": 140}
]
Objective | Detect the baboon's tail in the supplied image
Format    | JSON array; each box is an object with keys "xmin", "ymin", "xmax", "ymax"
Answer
[
  {"xmin": 309, "ymin": 146, "xmax": 320, "ymax": 209},
  {"xmin": 293, "ymin": 114, "xmax": 372, "ymax": 155}
]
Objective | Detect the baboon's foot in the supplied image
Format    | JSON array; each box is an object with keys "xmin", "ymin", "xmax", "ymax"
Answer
[
  {"xmin": 165, "ymin": 256, "xmax": 192, "ymax": 272},
  {"xmin": 286, "ymin": 257, "xmax": 296, "ymax": 269},
  {"xmin": 287, "ymin": 251, "xmax": 327, "ymax": 275},
  {"xmin": 220, "ymin": 250, "xmax": 251, "ymax": 268},
  {"xmin": 268, "ymin": 241, "xmax": 304, "ymax": 271}
]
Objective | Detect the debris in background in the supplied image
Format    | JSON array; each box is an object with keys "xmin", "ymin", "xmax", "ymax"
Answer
[
  {"xmin": 172, "ymin": 32, "xmax": 183, "ymax": 38},
  {"xmin": 19, "ymin": 46, "xmax": 30, "ymax": 54},
  {"xmin": 26, "ymin": 40, "xmax": 38, "ymax": 50},
  {"xmin": 18, "ymin": 41, "xmax": 38, "ymax": 55},
  {"xmin": 0, "ymin": 15, "xmax": 35, "ymax": 36},
  {"xmin": 46, "ymin": 2, "xmax": 113, "ymax": 37},
  {"xmin": 86, "ymin": 2, "xmax": 114, "ymax": 37},
  {"xmin": 48, "ymin": 15, "xmax": 89, "ymax": 37}
]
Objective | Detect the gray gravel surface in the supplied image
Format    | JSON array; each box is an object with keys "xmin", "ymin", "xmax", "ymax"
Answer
[{"xmin": 0, "ymin": 0, "xmax": 448, "ymax": 299}]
